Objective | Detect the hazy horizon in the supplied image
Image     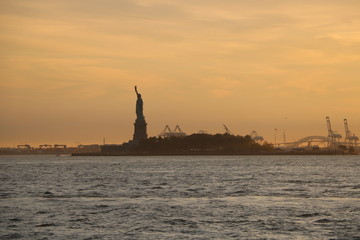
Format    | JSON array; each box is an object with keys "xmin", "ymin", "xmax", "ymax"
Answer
[{"xmin": 1, "ymin": 0, "xmax": 359, "ymax": 147}]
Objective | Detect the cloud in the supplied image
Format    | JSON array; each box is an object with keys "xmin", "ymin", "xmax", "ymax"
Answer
[{"xmin": 316, "ymin": 32, "xmax": 360, "ymax": 45}]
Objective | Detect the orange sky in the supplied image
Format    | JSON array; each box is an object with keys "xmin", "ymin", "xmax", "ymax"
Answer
[{"xmin": 1, "ymin": 0, "xmax": 359, "ymax": 147}]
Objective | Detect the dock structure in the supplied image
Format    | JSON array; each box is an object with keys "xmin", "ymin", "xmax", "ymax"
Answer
[{"xmin": 159, "ymin": 125, "xmax": 186, "ymax": 138}]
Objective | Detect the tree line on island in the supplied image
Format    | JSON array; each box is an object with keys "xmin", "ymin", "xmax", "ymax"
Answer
[{"xmin": 122, "ymin": 133, "xmax": 274, "ymax": 155}]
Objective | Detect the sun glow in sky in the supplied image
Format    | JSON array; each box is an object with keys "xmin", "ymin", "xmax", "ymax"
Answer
[{"xmin": 1, "ymin": 0, "xmax": 360, "ymax": 147}]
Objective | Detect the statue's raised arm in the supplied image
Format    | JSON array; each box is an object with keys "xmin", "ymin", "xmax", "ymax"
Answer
[{"xmin": 135, "ymin": 85, "xmax": 140, "ymax": 97}]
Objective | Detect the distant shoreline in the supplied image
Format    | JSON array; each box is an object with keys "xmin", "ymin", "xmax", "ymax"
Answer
[
  {"xmin": 1, "ymin": 151, "xmax": 358, "ymax": 156},
  {"xmin": 72, "ymin": 151, "xmax": 356, "ymax": 156}
]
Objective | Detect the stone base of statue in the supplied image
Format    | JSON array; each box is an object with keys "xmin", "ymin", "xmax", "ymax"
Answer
[{"xmin": 133, "ymin": 118, "xmax": 148, "ymax": 142}]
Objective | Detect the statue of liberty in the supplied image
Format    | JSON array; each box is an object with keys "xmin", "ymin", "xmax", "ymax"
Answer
[
  {"xmin": 133, "ymin": 85, "xmax": 147, "ymax": 141},
  {"xmin": 135, "ymin": 85, "xmax": 144, "ymax": 120}
]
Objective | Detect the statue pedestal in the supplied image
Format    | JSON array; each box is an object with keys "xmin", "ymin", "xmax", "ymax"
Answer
[{"xmin": 133, "ymin": 118, "xmax": 148, "ymax": 142}]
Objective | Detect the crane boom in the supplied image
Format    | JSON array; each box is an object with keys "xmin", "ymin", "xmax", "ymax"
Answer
[
  {"xmin": 326, "ymin": 116, "xmax": 333, "ymax": 138},
  {"xmin": 223, "ymin": 124, "xmax": 233, "ymax": 135},
  {"xmin": 344, "ymin": 119, "xmax": 351, "ymax": 141}
]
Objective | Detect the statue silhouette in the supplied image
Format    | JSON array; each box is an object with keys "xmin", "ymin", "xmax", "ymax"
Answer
[{"xmin": 135, "ymin": 86, "xmax": 144, "ymax": 120}]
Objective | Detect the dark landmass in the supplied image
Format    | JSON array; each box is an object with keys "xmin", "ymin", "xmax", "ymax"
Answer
[
  {"xmin": 0, "ymin": 145, "xmax": 101, "ymax": 155},
  {"xmin": 129, "ymin": 133, "xmax": 273, "ymax": 155},
  {"xmin": 73, "ymin": 133, "xmax": 352, "ymax": 156}
]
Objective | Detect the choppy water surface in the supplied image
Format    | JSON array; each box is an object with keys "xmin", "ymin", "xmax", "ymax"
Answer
[{"xmin": 1, "ymin": 155, "xmax": 359, "ymax": 240}]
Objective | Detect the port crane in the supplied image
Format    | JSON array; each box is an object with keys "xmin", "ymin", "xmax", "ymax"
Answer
[
  {"xmin": 173, "ymin": 125, "xmax": 186, "ymax": 137},
  {"xmin": 223, "ymin": 124, "xmax": 233, "ymax": 135},
  {"xmin": 326, "ymin": 116, "xmax": 342, "ymax": 147},
  {"xmin": 159, "ymin": 125, "xmax": 186, "ymax": 138},
  {"xmin": 344, "ymin": 119, "xmax": 359, "ymax": 145}
]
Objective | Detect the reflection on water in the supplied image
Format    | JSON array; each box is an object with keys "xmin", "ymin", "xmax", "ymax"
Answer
[{"xmin": 1, "ymin": 155, "xmax": 359, "ymax": 239}]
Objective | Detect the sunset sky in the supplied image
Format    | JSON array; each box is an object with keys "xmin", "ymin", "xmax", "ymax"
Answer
[{"xmin": 1, "ymin": 0, "xmax": 360, "ymax": 147}]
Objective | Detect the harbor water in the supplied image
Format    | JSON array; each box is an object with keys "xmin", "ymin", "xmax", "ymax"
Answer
[{"xmin": 1, "ymin": 155, "xmax": 359, "ymax": 239}]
